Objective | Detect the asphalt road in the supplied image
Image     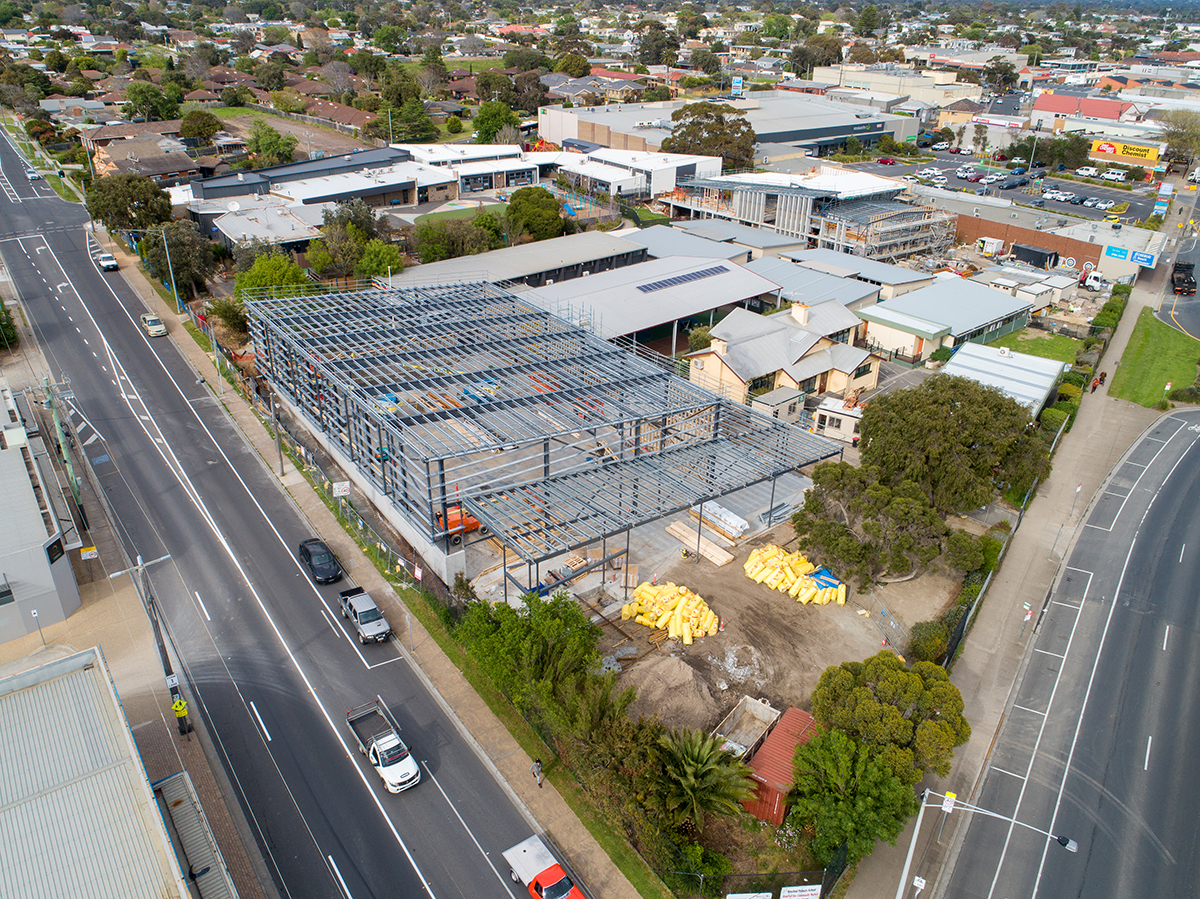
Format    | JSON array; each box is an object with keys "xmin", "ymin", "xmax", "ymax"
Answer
[
  {"xmin": 0, "ymin": 130, "xmax": 536, "ymax": 899},
  {"xmin": 937, "ymin": 412, "xmax": 1200, "ymax": 899},
  {"xmin": 1157, "ymin": 187, "xmax": 1200, "ymax": 340},
  {"xmin": 851, "ymin": 150, "xmax": 1157, "ymax": 222}
]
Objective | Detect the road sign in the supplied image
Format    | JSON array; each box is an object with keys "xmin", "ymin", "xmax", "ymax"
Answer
[
  {"xmin": 942, "ymin": 791, "xmax": 957, "ymax": 812},
  {"xmin": 780, "ymin": 886, "xmax": 821, "ymax": 898},
  {"xmin": 913, "ymin": 875, "xmax": 927, "ymax": 894},
  {"xmin": 81, "ymin": 546, "xmax": 98, "ymax": 560},
  {"xmin": 332, "ymin": 481, "xmax": 351, "ymax": 497},
  {"xmin": 1023, "ymin": 602, "xmax": 1031, "ymax": 610},
  {"xmin": 414, "ymin": 566, "xmax": 423, "ymax": 582},
  {"xmin": 166, "ymin": 673, "xmax": 179, "ymax": 689},
  {"xmin": 1025, "ymin": 609, "xmax": 1034, "ymax": 621}
]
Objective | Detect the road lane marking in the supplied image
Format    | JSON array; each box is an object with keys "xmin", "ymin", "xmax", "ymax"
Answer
[
  {"xmin": 1080, "ymin": 421, "xmax": 1184, "ymax": 532},
  {"xmin": 1034, "ymin": 648, "xmax": 1065, "ymax": 659},
  {"xmin": 1012, "ymin": 704, "xmax": 1046, "ymax": 716},
  {"xmin": 1032, "ymin": 440, "xmax": 1198, "ymax": 898},
  {"xmin": 990, "ymin": 767, "xmax": 1026, "ymax": 780},
  {"xmin": 250, "ymin": 701, "xmax": 272, "ymax": 741},
  {"xmin": 194, "ymin": 591, "xmax": 210, "ymax": 621},
  {"xmin": 1145, "ymin": 735, "xmax": 1152, "ymax": 771},
  {"xmin": 321, "ymin": 607, "xmax": 340, "ymax": 636},
  {"xmin": 327, "ymin": 856, "xmax": 354, "ymax": 899},
  {"xmin": 1052, "ymin": 600, "xmax": 1081, "ymax": 609},
  {"xmin": 1164, "ymin": 626, "xmax": 1169, "ymax": 651},
  {"xmin": 418, "ymin": 763, "xmax": 520, "ymax": 899},
  {"xmin": 1181, "ymin": 544, "xmax": 1186, "ymax": 563}
]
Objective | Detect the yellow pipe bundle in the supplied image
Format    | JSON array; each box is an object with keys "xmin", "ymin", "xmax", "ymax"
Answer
[
  {"xmin": 743, "ymin": 544, "xmax": 849, "ymax": 608},
  {"xmin": 619, "ymin": 581, "xmax": 718, "ymax": 640}
]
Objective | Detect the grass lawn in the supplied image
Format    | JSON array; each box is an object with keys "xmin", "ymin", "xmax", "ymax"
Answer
[
  {"xmin": 1109, "ymin": 307, "xmax": 1200, "ymax": 406},
  {"xmin": 988, "ymin": 330, "xmax": 1080, "ymax": 363},
  {"xmin": 414, "ymin": 202, "xmax": 507, "ymax": 224}
]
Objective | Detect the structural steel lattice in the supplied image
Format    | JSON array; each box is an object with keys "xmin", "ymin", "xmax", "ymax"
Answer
[{"xmin": 247, "ymin": 283, "xmax": 841, "ymax": 564}]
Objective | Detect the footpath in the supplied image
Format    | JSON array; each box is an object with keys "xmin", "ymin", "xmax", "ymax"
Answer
[
  {"xmin": 0, "ymin": 234, "xmax": 640, "ymax": 898},
  {"xmin": 847, "ymin": 188, "xmax": 1192, "ymax": 899}
]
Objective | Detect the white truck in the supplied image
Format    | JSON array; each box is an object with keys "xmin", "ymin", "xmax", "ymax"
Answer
[
  {"xmin": 502, "ymin": 836, "xmax": 585, "ymax": 899},
  {"xmin": 338, "ymin": 586, "xmax": 392, "ymax": 643},
  {"xmin": 346, "ymin": 697, "xmax": 420, "ymax": 793}
]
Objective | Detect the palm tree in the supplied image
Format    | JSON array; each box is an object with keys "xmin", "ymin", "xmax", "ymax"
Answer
[{"xmin": 655, "ymin": 727, "xmax": 756, "ymax": 834}]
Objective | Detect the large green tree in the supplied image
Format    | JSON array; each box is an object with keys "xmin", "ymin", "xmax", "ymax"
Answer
[
  {"xmin": 855, "ymin": 4, "xmax": 880, "ymax": 35},
  {"xmin": 179, "ymin": 109, "xmax": 222, "ymax": 142},
  {"xmin": 654, "ymin": 727, "xmax": 756, "ymax": 833},
  {"xmin": 811, "ymin": 651, "xmax": 971, "ymax": 784},
  {"xmin": 414, "ymin": 216, "xmax": 495, "ymax": 262},
  {"xmin": 1155, "ymin": 107, "xmax": 1200, "ymax": 161},
  {"xmin": 0, "ymin": 303, "xmax": 17, "ymax": 351},
  {"xmin": 234, "ymin": 251, "xmax": 306, "ymax": 297},
  {"xmin": 661, "ymin": 102, "xmax": 756, "ymax": 171},
  {"xmin": 789, "ymin": 728, "xmax": 918, "ymax": 864},
  {"xmin": 245, "ymin": 119, "xmax": 298, "ymax": 167},
  {"xmin": 86, "ymin": 174, "xmax": 171, "ymax": 235},
  {"xmin": 859, "ymin": 374, "xmax": 1049, "ymax": 515},
  {"xmin": 124, "ymin": 81, "xmax": 177, "ymax": 121},
  {"xmin": 506, "ymin": 186, "xmax": 567, "ymax": 241},
  {"xmin": 307, "ymin": 198, "xmax": 380, "ymax": 277},
  {"xmin": 355, "ymin": 239, "xmax": 404, "ymax": 279},
  {"xmin": 636, "ymin": 20, "xmax": 680, "ymax": 67},
  {"xmin": 473, "ymin": 99, "xmax": 521, "ymax": 143},
  {"xmin": 395, "ymin": 98, "xmax": 438, "ymax": 142},
  {"xmin": 140, "ymin": 220, "xmax": 215, "ymax": 300}
]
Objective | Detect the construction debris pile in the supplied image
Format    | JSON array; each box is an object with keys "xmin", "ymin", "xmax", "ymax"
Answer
[
  {"xmin": 744, "ymin": 545, "xmax": 847, "ymax": 606},
  {"xmin": 620, "ymin": 582, "xmax": 719, "ymax": 645}
]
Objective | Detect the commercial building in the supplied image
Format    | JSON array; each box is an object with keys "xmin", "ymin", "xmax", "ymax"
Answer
[
  {"xmin": 246, "ymin": 283, "xmax": 841, "ymax": 588},
  {"xmin": 809, "ymin": 63, "xmax": 984, "ymax": 106},
  {"xmin": 745, "ymin": 256, "xmax": 880, "ymax": 311},
  {"xmin": 0, "ymin": 381, "xmax": 81, "ymax": 644},
  {"xmin": 537, "ymin": 92, "xmax": 918, "ymax": 158},
  {"xmin": 941, "ymin": 343, "xmax": 1063, "ymax": 414},
  {"xmin": 664, "ymin": 169, "xmax": 957, "ymax": 261},
  {"xmin": 617, "ymin": 224, "xmax": 751, "ymax": 263},
  {"xmin": 781, "ymin": 247, "xmax": 936, "ymax": 298},
  {"xmin": 553, "ymin": 147, "xmax": 722, "ymax": 197},
  {"xmin": 669, "ymin": 217, "xmax": 812, "ymax": 259}
]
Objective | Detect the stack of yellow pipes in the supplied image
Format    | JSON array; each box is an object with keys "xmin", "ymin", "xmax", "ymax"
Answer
[
  {"xmin": 743, "ymin": 545, "xmax": 847, "ymax": 606},
  {"xmin": 620, "ymin": 582, "xmax": 718, "ymax": 645}
]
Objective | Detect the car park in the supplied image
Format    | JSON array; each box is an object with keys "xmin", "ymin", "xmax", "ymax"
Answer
[
  {"xmin": 139, "ymin": 313, "xmax": 167, "ymax": 337},
  {"xmin": 298, "ymin": 538, "xmax": 343, "ymax": 584},
  {"xmin": 1096, "ymin": 199, "xmax": 1116, "ymax": 210}
]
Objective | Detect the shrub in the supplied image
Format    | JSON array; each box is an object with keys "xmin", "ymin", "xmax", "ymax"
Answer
[
  {"xmin": 978, "ymin": 534, "xmax": 1003, "ymax": 573},
  {"xmin": 207, "ymin": 296, "xmax": 248, "ymax": 335},
  {"xmin": 945, "ymin": 529, "xmax": 984, "ymax": 571},
  {"xmin": 930, "ymin": 345, "xmax": 953, "ymax": 362},
  {"xmin": 1112, "ymin": 284, "xmax": 1132, "ymax": 300},
  {"xmin": 907, "ymin": 619, "xmax": 950, "ymax": 662},
  {"xmin": 1056, "ymin": 382, "xmax": 1082, "ymax": 401},
  {"xmin": 1091, "ymin": 313, "xmax": 1118, "ymax": 330},
  {"xmin": 1040, "ymin": 407, "xmax": 1069, "ymax": 436},
  {"xmin": 1072, "ymin": 363, "xmax": 1093, "ymax": 378},
  {"xmin": 446, "ymin": 115, "xmax": 462, "ymax": 134},
  {"xmin": 1060, "ymin": 371, "xmax": 1085, "ymax": 388},
  {"xmin": 957, "ymin": 583, "xmax": 982, "ymax": 606},
  {"xmin": 688, "ymin": 326, "xmax": 712, "ymax": 351}
]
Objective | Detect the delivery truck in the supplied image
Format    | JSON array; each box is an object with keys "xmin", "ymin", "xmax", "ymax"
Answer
[{"xmin": 502, "ymin": 835, "xmax": 585, "ymax": 899}]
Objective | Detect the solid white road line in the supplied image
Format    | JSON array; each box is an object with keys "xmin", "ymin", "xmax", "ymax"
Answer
[
  {"xmin": 250, "ymin": 700, "xmax": 272, "ymax": 742},
  {"xmin": 1164, "ymin": 626, "xmax": 1170, "ymax": 651},
  {"xmin": 193, "ymin": 591, "xmax": 210, "ymax": 622}
]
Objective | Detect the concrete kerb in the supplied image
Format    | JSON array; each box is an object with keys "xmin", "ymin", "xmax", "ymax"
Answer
[{"xmin": 109, "ymin": 249, "xmax": 642, "ymax": 897}]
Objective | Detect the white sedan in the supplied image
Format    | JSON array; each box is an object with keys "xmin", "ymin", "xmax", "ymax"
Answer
[
  {"xmin": 1095, "ymin": 199, "xmax": 1116, "ymax": 210},
  {"xmin": 983, "ymin": 173, "xmax": 1006, "ymax": 184}
]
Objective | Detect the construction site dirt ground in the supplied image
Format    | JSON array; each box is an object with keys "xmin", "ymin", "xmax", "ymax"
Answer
[
  {"xmin": 600, "ymin": 521, "xmax": 963, "ymax": 734},
  {"xmin": 219, "ymin": 112, "xmax": 371, "ymax": 157}
]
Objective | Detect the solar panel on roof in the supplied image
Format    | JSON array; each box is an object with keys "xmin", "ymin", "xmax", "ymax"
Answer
[{"xmin": 636, "ymin": 264, "xmax": 729, "ymax": 293}]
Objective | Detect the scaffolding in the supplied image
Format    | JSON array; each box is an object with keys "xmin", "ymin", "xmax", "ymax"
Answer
[{"xmin": 246, "ymin": 282, "xmax": 842, "ymax": 576}]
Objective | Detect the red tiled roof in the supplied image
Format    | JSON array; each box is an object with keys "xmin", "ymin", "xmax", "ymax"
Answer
[
  {"xmin": 1033, "ymin": 93, "xmax": 1131, "ymax": 120},
  {"xmin": 591, "ymin": 66, "xmax": 645, "ymax": 81}
]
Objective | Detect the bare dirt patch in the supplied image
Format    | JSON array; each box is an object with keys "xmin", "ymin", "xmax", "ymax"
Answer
[
  {"xmin": 220, "ymin": 113, "xmax": 371, "ymax": 157},
  {"xmin": 607, "ymin": 524, "xmax": 958, "ymax": 734}
]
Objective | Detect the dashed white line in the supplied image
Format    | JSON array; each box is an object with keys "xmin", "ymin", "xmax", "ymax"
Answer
[
  {"xmin": 1145, "ymin": 735, "xmax": 1152, "ymax": 771},
  {"xmin": 194, "ymin": 591, "xmax": 210, "ymax": 622},
  {"xmin": 1164, "ymin": 626, "xmax": 1170, "ymax": 651},
  {"xmin": 250, "ymin": 701, "xmax": 271, "ymax": 741},
  {"xmin": 327, "ymin": 856, "xmax": 353, "ymax": 899},
  {"xmin": 1181, "ymin": 544, "xmax": 1186, "ymax": 563}
]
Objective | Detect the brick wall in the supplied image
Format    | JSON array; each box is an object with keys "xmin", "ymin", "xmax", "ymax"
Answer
[{"xmin": 955, "ymin": 214, "xmax": 1103, "ymax": 270}]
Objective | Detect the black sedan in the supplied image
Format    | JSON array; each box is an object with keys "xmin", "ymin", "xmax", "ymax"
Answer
[{"xmin": 298, "ymin": 538, "xmax": 343, "ymax": 584}]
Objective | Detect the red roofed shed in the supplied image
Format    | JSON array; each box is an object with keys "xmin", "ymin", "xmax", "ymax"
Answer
[{"xmin": 742, "ymin": 707, "xmax": 817, "ymax": 826}]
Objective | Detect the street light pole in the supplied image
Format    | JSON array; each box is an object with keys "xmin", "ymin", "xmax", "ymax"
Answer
[{"xmin": 894, "ymin": 789, "xmax": 1076, "ymax": 899}]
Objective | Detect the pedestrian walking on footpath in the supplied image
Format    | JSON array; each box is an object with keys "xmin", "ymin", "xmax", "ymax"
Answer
[
  {"xmin": 1091, "ymin": 378, "xmax": 1099, "ymax": 394},
  {"xmin": 531, "ymin": 758, "xmax": 543, "ymax": 788}
]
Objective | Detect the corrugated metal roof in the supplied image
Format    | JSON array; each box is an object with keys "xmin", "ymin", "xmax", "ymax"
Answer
[
  {"xmin": 0, "ymin": 649, "xmax": 188, "ymax": 899},
  {"xmin": 862, "ymin": 280, "xmax": 1032, "ymax": 338},
  {"xmin": 783, "ymin": 247, "xmax": 935, "ymax": 285},
  {"xmin": 941, "ymin": 342, "xmax": 1063, "ymax": 412},
  {"xmin": 749, "ymin": 707, "xmax": 817, "ymax": 793},
  {"xmin": 618, "ymin": 225, "xmax": 749, "ymax": 261}
]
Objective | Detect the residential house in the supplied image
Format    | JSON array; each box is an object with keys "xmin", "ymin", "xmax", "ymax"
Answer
[
  {"xmin": 937, "ymin": 97, "xmax": 987, "ymax": 132},
  {"xmin": 686, "ymin": 300, "xmax": 880, "ymax": 404},
  {"xmin": 80, "ymin": 119, "xmax": 183, "ymax": 153}
]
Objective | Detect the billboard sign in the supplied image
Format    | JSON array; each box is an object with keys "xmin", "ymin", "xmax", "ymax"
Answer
[{"xmin": 1090, "ymin": 140, "xmax": 1161, "ymax": 165}]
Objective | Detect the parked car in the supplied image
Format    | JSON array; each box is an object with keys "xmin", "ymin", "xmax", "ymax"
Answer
[
  {"xmin": 1011, "ymin": 166, "xmax": 1027, "ymax": 175},
  {"xmin": 1000, "ymin": 177, "xmax": 1029, "ymax": 189},
  {"xmin": 298, "ymin": 538, "xmax": 343, "ymax": 584},
  {"xmin": 965, "ymin": 172, "xmax": 985, "ymax": 182},
  {"xmin": 1056, "ymin": 191, "xmax": 1076, "ymax": 202},
  {"xmin": 1030, "ymin": 199, "xmax": 1045, "ymax": 207},
  {"xmin": 1032, "ymin": 160, "xmax": 1047, "ymax": 168},
  {"xmin": 932, "ymin": 141, "xmax": 950, "ymax": 151},
  {"xmin": 1068, "ymin": 195, "xmax": 1088, "ymax": 205},
  {"xmin": 1083, "ymin": 197, "xmax": 1101, "ymax": 207},
  {"xmin": 97, "ymin": 253, "xmax": 119, "ymax": 271},
  {"xmin": 901, "ymin": 174, "xmax": 919, "ymax": 183},
  {"xmin": 983, "ymin": 173, "xmax": 1006, "ymax": 184},
  {"xmin": 139, "ymin": 313, "xmax": 167, "ymax": 337},
  {"xmin": 948, "ymin": 147, "xmax": 962, "ymax": 154},
  {"xmin": 877, "ymin": 157, "xmax": 896, "ymax": 165},
  {"xmin": 995, "ymin": 153, "xmax": 1009, "ymax": 161},
  {"xmin": 1101, "ymin": 170, "xmax": 1128, "ymax": 182},
  {"xmin": 1075, "ymin": 166, "xmax": 1100, "ymax": 178},
  {"xmin": 1096, "ymin": 199, "xmax": 1116, "ymax": 210}
]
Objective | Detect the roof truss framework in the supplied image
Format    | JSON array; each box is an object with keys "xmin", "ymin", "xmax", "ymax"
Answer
[{"xmin": 247, "ymin": 283, "xmax": 841, "ymax": 564}]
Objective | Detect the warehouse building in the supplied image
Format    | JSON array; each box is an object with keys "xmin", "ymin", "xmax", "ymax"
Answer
[{"xmin": 246, "ymin": 283, "xmax": 840, "ymax": 588}]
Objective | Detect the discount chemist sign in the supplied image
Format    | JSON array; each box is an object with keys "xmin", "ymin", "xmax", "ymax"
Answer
[{"xmin": 1090, "ymin": 140, "xmax": 1162, "ymax": 165}]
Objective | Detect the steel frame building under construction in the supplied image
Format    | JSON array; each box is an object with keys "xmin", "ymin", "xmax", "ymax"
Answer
[{"xmin": 247, "ymin": 282, "xmax": 841, "ymax": 588}]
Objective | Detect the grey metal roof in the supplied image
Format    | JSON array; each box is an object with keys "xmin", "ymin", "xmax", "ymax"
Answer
[
  {"xmin": 617, "ymin": 225, "xmax": 749, "ymax": 261},
  {"xmin": 942, "ymin": 342, "xmax": 1063, "ymax": 411},
  {"xmin": 670, "ymin": 218, "xmax": 809, "ymax": 250},
  {"xmin": 0, "ymin": 649, "xmax": 188, "ymax": 899},
  {"xmin": 745, "ymin": 257, "xmax": 880, "ymax": 308},
  {"xmin": 705, "ymin": 304, "xmax": 862, "ymax": 383},
  {"xmin": 863, "ymin": 279, "xmax": 1033, "ymax": 338},
  {"xmin": 521, "ymin": 256, "xmax": 781, "ymax": 338},
  {"xmin": 856, "ymin": 304, "xmax": 950, "ymax": 340},
  {"xmin": 0, "ymin": 446, "xmax": 50, "ymax": 552},
  {"xmin": 384, "ymin": 231, "xmax": 643, "ymax": 287},
  {"xmin": 782, "ymin": 247, "xmax": 935, "ymax": 285}
]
